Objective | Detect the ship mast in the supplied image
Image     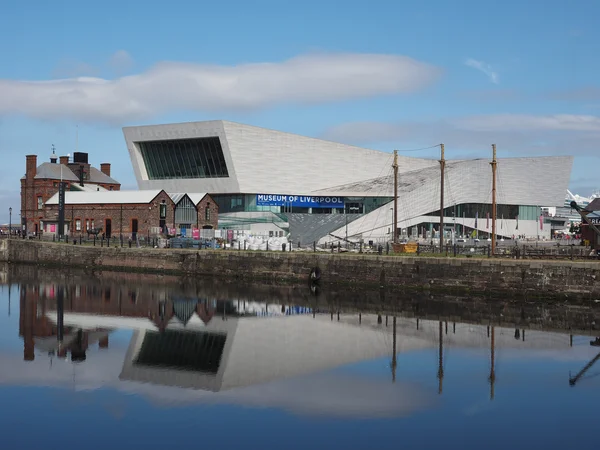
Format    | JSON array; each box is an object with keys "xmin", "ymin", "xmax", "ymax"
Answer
[
  {"xmin": 491, "ymin": 144, "xmax": 498, "ymax": 256},
  {"xmin": 439, "ymin": 144, "xmax": 445, "ymax": 252},
  {"xmin": 393, "ymin": 150, "xmax": 398, "ymax": 244}
]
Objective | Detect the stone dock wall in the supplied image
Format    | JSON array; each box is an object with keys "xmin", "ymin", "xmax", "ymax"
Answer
[{"xmin": 1, "ymin": 239, "xmax": 600, "ymax": 299}]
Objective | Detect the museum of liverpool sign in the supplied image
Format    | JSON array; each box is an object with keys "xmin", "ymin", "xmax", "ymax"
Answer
[{"xmin": 256, "ymin": 194, "xmax": 345, "ymax": 208}]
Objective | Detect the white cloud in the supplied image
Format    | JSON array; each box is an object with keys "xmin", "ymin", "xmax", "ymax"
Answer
[
  {"xmin": 320, "ymin": 113, "xmax": 600, "ymax": 157},
  {"xmin": 451, "ymin": 114, "xmax": 600, "ymax": 132},
  {"xmin": 465, "ymin": 58, "xmax": 499, "ymax": 84},
  {"xmin": 0, "ymin": 53, "xmax": 440, "ymax": 124},
  {"xmin": 108, "ymin": 50, "xmax": 134, "ymax": 75},
  {"xmin": 0, "ymin": 351, "xmax": 434, "ymax": 418}
]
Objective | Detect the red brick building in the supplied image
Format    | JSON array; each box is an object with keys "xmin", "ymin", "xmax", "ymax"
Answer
[
  {"xmin": 581, "ymin": 211, "xmax": 600, "ymax": 250},
  {"xmin": 21, "ymin": 150, "xmax": 120, "ymax": 235},
  {"xmin": 43, "ymin": 189, "xmax": 218, "ymax": 239}
]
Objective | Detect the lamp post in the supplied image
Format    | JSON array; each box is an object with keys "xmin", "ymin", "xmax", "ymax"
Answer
[{"xmin": 9, "ymin": 207, "xmax": 12, "ymax": 238}]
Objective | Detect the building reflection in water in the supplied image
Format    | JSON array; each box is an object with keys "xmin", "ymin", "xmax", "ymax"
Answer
[{"xmin": 11, "ymin": 279, "xmax": 600, "ymax": 403}]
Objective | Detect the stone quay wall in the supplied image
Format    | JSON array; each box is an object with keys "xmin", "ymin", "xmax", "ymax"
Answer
[{"xmin": 1, "ymin": 239, "xmax": 600, "ymax": 299}]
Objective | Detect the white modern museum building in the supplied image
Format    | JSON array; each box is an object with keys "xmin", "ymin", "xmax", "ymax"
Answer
[{"xmin": 122, "ymin": 120, "xmax": 573, "ymax": 245}]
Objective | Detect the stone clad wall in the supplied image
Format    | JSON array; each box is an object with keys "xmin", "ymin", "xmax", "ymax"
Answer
[
  {"xmin": 0, "ymin": 239, "xmax": 6, "ymax": 262},
  {"xmin": 2, "ymin": 239, "xmax": 600, "ymax": 298}
]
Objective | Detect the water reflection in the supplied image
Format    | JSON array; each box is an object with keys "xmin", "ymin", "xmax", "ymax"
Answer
[
  {"xmin": 2, "ymin": 264, "xmax": 600, "ymax": 443},
  {"xmin": 3, "ymin": 275, "xmax": 599, "ymax": 398}
]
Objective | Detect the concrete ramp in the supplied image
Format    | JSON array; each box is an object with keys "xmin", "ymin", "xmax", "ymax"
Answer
[{"xmin": 287, "ymin": 214, "xmax": 362, "ymax": 246}]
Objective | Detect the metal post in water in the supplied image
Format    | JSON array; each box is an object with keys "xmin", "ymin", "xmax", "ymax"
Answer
[
  {"xmin": 438, "ymin": 321, "xmax": 444, "ymax": 394},
  {"xmin": 489, "ymin": 326, "xmax": 496, "ymax": 400}
]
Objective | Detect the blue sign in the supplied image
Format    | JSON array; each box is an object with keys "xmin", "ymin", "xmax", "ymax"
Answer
[{"xmin": 256, "ymin": 194, "xmax": 344, "ymax": 209}]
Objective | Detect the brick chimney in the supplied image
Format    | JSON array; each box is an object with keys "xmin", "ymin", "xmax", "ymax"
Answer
[
  {"xmin": 100, "ymin": 163, "xmax": 111, "ymax": 177},
  {"xmin": 25, "ymin": 155, "xmax": 37, "ymax": 180},
  {"xmin": 59, "ymin": 155, "xmax": 69, "ymax": 165}
]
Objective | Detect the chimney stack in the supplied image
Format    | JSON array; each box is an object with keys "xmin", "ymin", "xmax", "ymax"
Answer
[
  {"xmin": 25, "ymin": 155, "xmax": 37, "ymax": 180},
  {"xmin": 100, "ymin": 163, "xmax": 111, "ymax": 177},
  {"xmin": 59, "ymin": 156, "xmax": 69, "ymax": 165},
  {"xmin": 79, "ymin": 165, "xmax": 85, "ymax": 187}
]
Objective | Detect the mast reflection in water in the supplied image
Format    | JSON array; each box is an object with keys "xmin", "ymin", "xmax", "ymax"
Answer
[{"xmin": 1, "ymin": 269, "xmax": 600, "ymax": 450}]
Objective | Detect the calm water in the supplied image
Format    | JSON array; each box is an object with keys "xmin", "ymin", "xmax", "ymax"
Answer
[{"xmin": 1, "ymin": 267, "xmax": 600, "ymax": 450}]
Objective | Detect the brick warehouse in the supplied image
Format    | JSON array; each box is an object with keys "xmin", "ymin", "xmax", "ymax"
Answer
[
  {"xmin": 43, "ymin": 189, "xmax": 218, "ymax": 239},
  {"xmin": 21, "ymin": 150, "xmax": 120, "ymax": 235},
  {"xmin": 20, "ymin": 152, "xmax": 218, "ymax": 239}
]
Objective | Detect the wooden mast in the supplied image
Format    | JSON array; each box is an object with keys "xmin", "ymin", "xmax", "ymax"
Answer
[
  {"xmin": 439, "ymin": 144, "xmax": 445, "ymax": 252},
  {"xmin": 489, "ymin": 326, "xmax": 496, "ymax": 400},
  {"xmin": 393, "ymin": 150, "xmax": 398, "ymax": 244},
  {"xmin": 391, "ymin": 316, "xmax": 397, "ymax": 383},
  {"xmin": 438, "ymin": 320, "xmax": 444, "ymax": 394},
  {"xmin": 491, "ymin": 144, "xmax": 498, "ymax": 256}
]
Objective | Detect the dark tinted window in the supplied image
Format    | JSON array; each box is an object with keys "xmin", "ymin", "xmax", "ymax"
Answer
[{"xmin": 138, "ymin": 137, "xmax": 229, "ymax": 179}]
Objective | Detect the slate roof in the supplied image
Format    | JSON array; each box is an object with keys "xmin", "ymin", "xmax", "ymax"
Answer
[
  {"xmin": 25, "ymin": 163, "xmax": 79, "ymax": 182},
  {"xmin": 21, "ymin": 162, "xmax": 120, "ymax": 185},
  {"xmin": 88, "ymin": 166, "xmax": 119, "ymax": 185}
]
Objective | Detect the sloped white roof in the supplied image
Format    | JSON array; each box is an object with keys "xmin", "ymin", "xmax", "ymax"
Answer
[
  {"xmin": 46, "ymin": 189, "xmax": 164, "ymax": 205},
  {"xmin": 188, "ymin": 192, "xmax": 209, "ymax": 205},
  {"xmin": 168, "ymin": 192, "xmax": 208, "ymax": 205},
  {"xmin": 320, "ymin": 155, "xmax": 573, "ymax": 242}
]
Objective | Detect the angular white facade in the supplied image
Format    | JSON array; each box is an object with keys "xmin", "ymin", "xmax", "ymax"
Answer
[
  {"xmin": 123, "ymin": 120, "xmax": 438, "ymax": 195},
  {"xmin": 123, "ymin": 120, "xmax": 574, "ymax": 241}
]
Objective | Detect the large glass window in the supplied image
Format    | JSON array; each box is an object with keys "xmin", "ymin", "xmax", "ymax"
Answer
[
  {"xmin": 426, "ymin": 203, "xmax": 520, "ymax": 220},
  {"xmin": 138, "ymin": 137, "xmax": 229, "ymax": 179},
  {"xmin": 212, "ymin": 194, "xmax": 245, "ymax": 213},
  {"xmin": 175, "ymin": 196, "xmax": 197, "ymax": 224}
]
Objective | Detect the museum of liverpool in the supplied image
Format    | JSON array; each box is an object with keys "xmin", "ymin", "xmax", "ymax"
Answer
[{"xmin": 122, "ymin": 120, "xmax": 574, "ymax": 246}]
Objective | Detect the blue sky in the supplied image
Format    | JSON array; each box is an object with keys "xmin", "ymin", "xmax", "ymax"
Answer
[{"xmin": 1, "ymin": 0, "xmax": 599, "ymax": 222}]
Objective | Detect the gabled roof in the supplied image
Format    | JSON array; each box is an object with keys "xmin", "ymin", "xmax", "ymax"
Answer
[
  {"xmin": 169, "ymin": 192, "xmax": 208, "ymax": 205},
  {"xmin": 172, "ymin": 298, "xmax": 198, "ymax": 325},
  {"xmin": 46, "ymin": 189, "xmax": 165, "ymax": 205}
]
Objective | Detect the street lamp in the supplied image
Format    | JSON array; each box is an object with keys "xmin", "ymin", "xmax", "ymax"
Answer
[{"xmin": 9, "ymin": 207, "xmax": 12, "ymax": 238}]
